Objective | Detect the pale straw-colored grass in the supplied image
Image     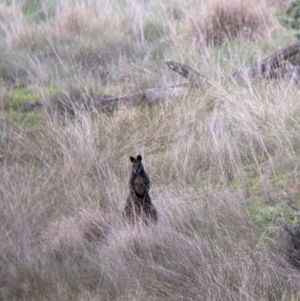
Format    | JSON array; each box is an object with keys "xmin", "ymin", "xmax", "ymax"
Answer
[{"xmin": 1, "ymin": 0, "xmax": 300, "ymax": 300}]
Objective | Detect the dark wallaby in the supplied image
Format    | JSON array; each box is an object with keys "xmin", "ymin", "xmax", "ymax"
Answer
[{"xmin": 124, "ymin": 155, "xmax": 157, "ymax": 224}]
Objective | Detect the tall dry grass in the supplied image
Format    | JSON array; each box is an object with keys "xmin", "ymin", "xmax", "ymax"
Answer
[
  {"xmin": 2, "ymin": 78, "xmax": 300, "ymax": 300},
  {"xmin": 1, "ymin": 0, "xmax": 300, "ymax": 300},
  {"xmin": 187, "ymin": 0, "xmax": 278, "ymax": 47},
  {"xmin": 0, "ymin": 0, "xmax": 279, "ymax": 87}
]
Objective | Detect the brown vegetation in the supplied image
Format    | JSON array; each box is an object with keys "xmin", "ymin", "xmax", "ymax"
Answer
[
  {"xmin": 187, "ymin": 0, "xmax": 278, "ymax": 46},
  {"xmin": 1, "ymin": 0, "xmax": 300, "ymax": 300}
]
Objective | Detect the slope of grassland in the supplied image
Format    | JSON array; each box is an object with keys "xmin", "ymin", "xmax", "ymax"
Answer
[{"xmin": 2, "ymin": 0, "xmax": 300, "ymax": 300}]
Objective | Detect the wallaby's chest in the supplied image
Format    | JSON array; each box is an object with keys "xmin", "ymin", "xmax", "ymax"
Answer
[{"xmin": 133, "ymin": 174, "xmax": 147, "ymax": 194}]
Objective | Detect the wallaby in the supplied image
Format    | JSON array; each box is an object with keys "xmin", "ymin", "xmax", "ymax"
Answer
[{"xmin": 124, "ymin": 155, "xmax": 157, "ymax": 224}]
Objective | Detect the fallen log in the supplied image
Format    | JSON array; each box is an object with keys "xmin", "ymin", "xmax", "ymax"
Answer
[
  {"xmin": 232, "ymin": 42, "xmax": 300, "ymax": 81},
  {"xmin": 164, "ymin": 59, "xmax": 205, "ymax": 85},
  {"xmin": 14, "ymin": 82, "xmax": 189, "ymax": 115},
  {"xmin": 101, "ymin": 85, "xmax": 187, "ymax": 104},
  {"xmin": 165, "ymin": 44, "xmax": 300, "ymax": 83},
  {"xmin": 12, "ymin": 42, "xmax": 300, "ymax": 116},
  {"xmin": 34, "ymin": 85, "xmax": 188, "ymax": 118}
]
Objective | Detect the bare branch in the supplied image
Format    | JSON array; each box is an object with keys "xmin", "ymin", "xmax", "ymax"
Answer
[
  {"xmin": 164, "ymin": 59, "xmax": 206, "ymax": 85},
  {"xmin": 233, "ymin": 42, "xmax": 300, "ymax": 80},
  {"xmin": 287, "ymin": 200, "xmax": 300, "ymax": 215}
]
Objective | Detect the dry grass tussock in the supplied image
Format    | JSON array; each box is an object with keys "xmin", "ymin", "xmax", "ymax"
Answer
[
  {"xmin": 188, "ymin": 0, "xmax": 278, "ymax": 46},
  {"xmin": 2, "ymin": 77, "xmax": 300, "ymax": 299}
]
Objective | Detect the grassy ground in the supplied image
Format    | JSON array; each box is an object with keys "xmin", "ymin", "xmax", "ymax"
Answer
[{"xmin": 2, "ymin": 0, "xmax": 300, "ymax": 300}]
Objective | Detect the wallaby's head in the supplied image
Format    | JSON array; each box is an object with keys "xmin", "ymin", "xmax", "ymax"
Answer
[{"xmin": 130, "ymin": 155, "xmax": 144, "ymax": 174}]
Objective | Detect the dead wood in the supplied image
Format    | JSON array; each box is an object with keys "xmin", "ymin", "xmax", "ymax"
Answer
[
  {"xmin": 11, "ymin": 43, "xmax": 300, "ymax": 116},
  {"xmin": 287, "ymin": 200, "xmax": 300, "ymax": 215},
  {"xmin": 32, "ymin": 85, "xmax": 188, "ymax": 118},
  {"xmin": 164, "ymin": 59, "xmax": 206, "ymax": 85},
  {"xmin": 165, "ymin": 44, "xmax": 300, "ymax": 83},
  {"xmin": 101, "ymin": 86, "xmax": 187, "ymax": 104},
  {"xmin": 232, "ymin": 42, "xmax": 300, "ymax": 81}
]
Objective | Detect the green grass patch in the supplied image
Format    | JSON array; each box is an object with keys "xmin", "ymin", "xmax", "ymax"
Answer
[
  {"xmin": 8, "ymin": 87, "xmax": 40, "ymax": 107},
  {"xmin": 248, "ymin": 202, "xmax": 299, "ymax": 229},
  {"xmin": 0, "ymin": 110, "xmax": 44, "ymax": 130},
  {"xmin": 6, "ymin": 85, "xmax": 64, "ymax": 109}
]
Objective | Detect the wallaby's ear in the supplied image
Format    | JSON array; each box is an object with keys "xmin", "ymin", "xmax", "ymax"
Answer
[
  {"xmin": 130, "ymin": 156, "xmax": 136, "ymax": 163},
  {"xmin": 137, "ymin": 155, "xmax": 142, "ymax": 162}
]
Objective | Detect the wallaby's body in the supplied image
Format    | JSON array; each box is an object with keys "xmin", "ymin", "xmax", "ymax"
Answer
[{"xmin": 124, "ymin": 155, "xmax": 157, "ymax": 224}]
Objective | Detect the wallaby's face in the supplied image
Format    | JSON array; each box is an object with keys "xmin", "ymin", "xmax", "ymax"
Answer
[{"xmin": 130, "ymin": 155, "xmax": 143, "ymax": 174}]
